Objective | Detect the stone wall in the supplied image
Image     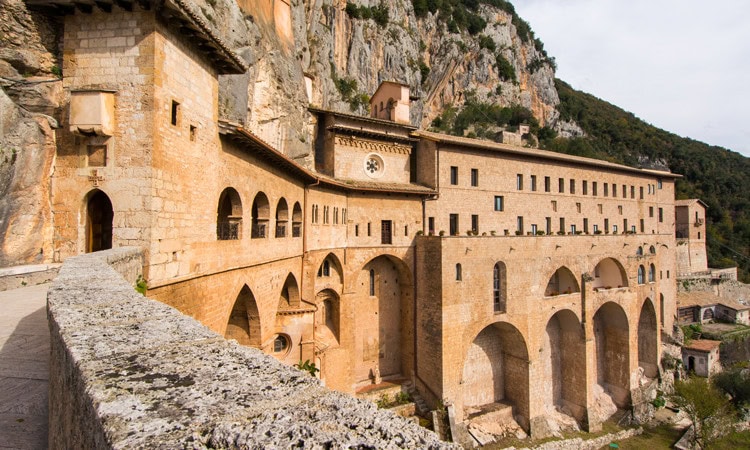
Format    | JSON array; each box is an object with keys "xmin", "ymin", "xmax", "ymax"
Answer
[{"xmin": 47, "ymin": 247, "xmax": 455, "ymax": 449}]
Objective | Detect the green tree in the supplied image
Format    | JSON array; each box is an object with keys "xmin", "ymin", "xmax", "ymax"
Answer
[
  {"xmin": 714, "ymin": 364, "xmax": 750, "ymax": 408},
  {"xmin": 672, "ymin": 377, "xmax": 734, "ymax": 449}
]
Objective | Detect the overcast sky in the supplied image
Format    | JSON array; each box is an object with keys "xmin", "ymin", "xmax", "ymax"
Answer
[{"xmin": 513, "ymin": 0, "xmax": 750, "ymax": 157}]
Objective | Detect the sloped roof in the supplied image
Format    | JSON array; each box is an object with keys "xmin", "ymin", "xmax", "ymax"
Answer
[
  {"xmin": 414, "ymin": 130, "xmax": 682, "ymax": 179},
  {"xmin": 675, "ymin": 199, "xmax": 709, "ymax": 209},
  {"xmin": 684, "ymin": 339, "xmax": 722, "ymax": 352},
  {"xmin": 677, "ymin": 291, "xmax": 750, "ymax": 311}
]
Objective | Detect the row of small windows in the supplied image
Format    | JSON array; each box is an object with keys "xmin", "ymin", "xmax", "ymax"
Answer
[
  {"xmin": 311, "ymin": 205, "xmax": 347, "ymax": 225},
  {"xmin": 494, "ymin": 196, "xmax": 664, "ymax": 223},
  {"xmin": 216, "ymin": 188, "xmax": 301, "ymax": 240},
  {"xmin": 515, "ymin": 174, "xmax": 661, "ymax": 199},
  {"xmin": 453, "ymin": 260, "xmax": 661, "ymax": 311},
  {"xmin": 447, "ymin": 213, "xmax": 659, "ymax": 236},
  {"xmin": 450, "ymin": 166, "xmax": 479, "ymax": 187}
]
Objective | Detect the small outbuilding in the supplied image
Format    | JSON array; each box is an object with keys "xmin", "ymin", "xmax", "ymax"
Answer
[
  {"xmin": 677, "ymin": 291, "xmax": 750, "ymax": 325},
  {"xmin": 682, "ymin": 339, "xmax": 722, "ymax": 377}
]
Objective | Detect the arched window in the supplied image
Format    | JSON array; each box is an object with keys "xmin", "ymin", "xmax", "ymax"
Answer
[
  {"xmin": 637, "ymin": 265, "xmax": 645, "ymax": 284},
  {"xmin": 455, "ymin": 263, "xmax": 462, "ymax": 281},
  {"xmin": 217, "ymin": 187, "xmax": 242, "ymax": 240},
  {"xmin": 369, "ymin": 269, "xmax": 375, "ymax": 296},
  {"xmin": 649, "ymin": 245, "xmax": 656, "ymax": 255},
  {"xmin": 251, "ymin": 192, "xmax": 270, "ymax": 238},
  {"xmin": 317, "ymin": 259, "xmax": 331, "ymax": 277},
  {"xmin": 545, "ymin": 266, "xmax": 580, "ymax": 296},
  {"xmin": 292, "ymin": 202, "xmax": 302, "ymax": 237},
  {"xmin": 275, "ymin": 198, "xmax": 288, "ymax": 238},
  {"xmin": 273, "ymin": 334, "xmax": 290, "ymax": 354},
  {"xmin": 649, "ymin": 264, "xmax": 656, "ymax": 282},
  {"xmin": 636, "ymin": 246, "xmax": 643, "ymax": 256},
  {"xmin": 493, "ymin": 262, "xmax": 506, "ymax": 313}
]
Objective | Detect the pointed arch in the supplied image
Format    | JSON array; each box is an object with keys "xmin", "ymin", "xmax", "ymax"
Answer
[
  {"xmin": 85, "ymin": 189, "xmax": 113, "ymax": 252},
  {"xmin": 251, "ymin": 192, "xmax": 270, "ymax": 238},
  {"xmin": 542, "ymin": 310, "xmax": 586, "ymax": 424},
  {"xmin": 316, "ymin": 253, "xmax": 343, "ymax": 283},
  {"xmin": 592, "ymin": 258, "xmax": 628, "ymax": 289},
  {"xmin": 462, "ymin": 321, "xmax": 530, "ymax": 431},
  {"xmin": 225, "ymin": 285, "xmax": 261, "ymax": 348},
  {"xmin": 217, "ymin": 187, "xmax": 242, "ymax": 240},
  {"xmin": 638, "ymin": 299, "xmax": 658, "ymax": 378},
  {"xmin": 275, "ymin": 198, "xmax": 289, "ymax": 238},
  {"xmin": 593, "ymin": 302, "xmax": 630, "ymax": 410},
  {"xmin": 545, "ymin": 266, "xmax": 580, "ymax": 296},
  {"xmin": 278, "ymin": 273, "xmax": 300, "ymax": 309},
  {"xmin": 315, "ymin": 288, "xmax": 340, "ymax": 345}
]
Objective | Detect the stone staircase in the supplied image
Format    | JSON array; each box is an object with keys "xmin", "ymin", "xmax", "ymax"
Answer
[{"xmin": 402, "ymin": 380, "xmax": 430, "ymax": 416}]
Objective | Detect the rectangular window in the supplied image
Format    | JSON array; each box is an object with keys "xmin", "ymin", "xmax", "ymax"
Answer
[
  {"xmin": 450, "ymin": 166, "xmax": 458, "ymax": 185},
  {"xmin": 583, "ymin": 180, "xmax": 588, "ymax": 195},
  {"xmin": 623, "ymin": 185, "xmax": 627, "ymax": 198},
  {"xmin": 649, "ymin": 206, "xmax": 654, "ymax": 217},
  {"xmin": 583, "ymin": 218, "xmax": 589, "ymax": 233},
  {"xmin": 494, "ymin": 196, "xmax": 504, "ymax": 211},
  {"xmin": 355, "ymin": 224, "xmax": 359, "ymax": 236},
  {"xmin": 658, "ymin": 178, "xmax": 663, "ymax": 189},
  {"xmin": 618, "ymin": 205, "xmax": 623, "ymax": 215},
  {"xmin": 87, "ymin": 145, "xmax": 107, "ymax": 167},
  {"xmin": 428, "ymin": 217, "xmax": 435, "ymax": 234},
  {"xmin": 640, "ymin": 218, "xmax": 645, "ymax": 233},
  {"xmin": 471, "ymin": 168, "xmax": 478, "ymax": 187},
  {"xmin": 545, "ymin": 217, "xmax": 552, "ymax": 234},
  {"xmin": 593, "ymin": 224, "xmax": 599, "ymax": 233},
  {"xmin": 570, "ymin": 179, "xmax": 576, "ymax": 194},
  {"xmin": 631, "ymin": 185, "xmax": 635, "ymax": 199},
  {"xmin": 367, "ymin": 222, "xmax": 371, "ymax": 236},
  {"xmin": 559, "ymin": 217, "xmax": 565, "ymax": 233},
  {"xmin": 449, "ymin": 214, "xmax": 459, "ymax": 236},
  {"xmin": 171, "ymin": 100, "xmax": 179, "ymax": 126},
  {"xmin": 592, "ymin": 181, "xmax": 598, "ymax": 196},
  {"xmin": 551, "ymin": 200, "xmax": 557, "ymax": 212},
  {"xmin": 604, "ymin": 218, "xmax": 610, "ymax": 233},
  {"xmin": 598, "ymin": 204, "xmax": 603, "ymax": 214},
  {"xmin": 631, "ymin": 225, "xmax": 636, "ymax": 233},
  {"xmin": 612, "ymin": 184, "xmax": 617, "ymax": 198},
  {"xmin": 471, "ymin": 215, "xmax": 479, "ymax": 234},
  {"xmin": 558, "ymin": 178, "xmax": 564, "ymax": 193},
  {"xmin": 640, "ymin": 186, "xmax": 644, "ymax": 199},
  {"xmin": 381, "ymin": 220, "xmax": 392, "ymax": 244},
  {"xmin": 405, "ymin": 225, "xmax": 409, "ymax": 236},
  {"xmin": 658, "ymin": 207, "xmax": 664, "ymax": 223},
  {"xmin": 531, "ymin": 224, "xmax": 538, "ymax": 234},
  {"xmin": 604, "ymin": 183, "xmax": 609, "ymax": 197},
  {"xmin": 576, "ymin": 202, "xmax": 581, "ymax": 213},
  {"xmin": 531, "ymin": 175, "xmax": 537, "ymax": 191},
  {"xmin": 544, "ymin": 176, "xmax": 551, "ymax": 192},
  {"xmin": 613, "ymin": 224, "xmax": 618, "ymax": 233},
  {"xmin": 570, "ymin": 224, "xmax": 576, "ymax": 234},
  {"xmin": 333, "ymin": 207, "xmax": 338, "ymax": 224},
  {"xmin": 517, "ymin": 174, "xmax": 523, "ymax": 190},
  {"xmin": 623, "ymin": 218, "xmax": 628, "ymax": 231},
  {"xmin": 189, "ymin": 125, "xmax": 197, "ymax": 141},
  {"xmin": 517, "ymin": 216, "xmax": 524, "ymax": 234}
]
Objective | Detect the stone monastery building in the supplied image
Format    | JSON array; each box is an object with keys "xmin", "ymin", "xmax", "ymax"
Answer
[{"xmin": 36, "ymin": 0, "xmax": 683, "ymax": 437}]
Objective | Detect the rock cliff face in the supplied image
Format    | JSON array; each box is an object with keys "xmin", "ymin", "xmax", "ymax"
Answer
[{"xmin": 0, "ymin": 0, "xmax": 563, "ymax": 267}]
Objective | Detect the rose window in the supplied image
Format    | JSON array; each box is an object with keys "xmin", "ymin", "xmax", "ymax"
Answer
[{"xmin": 363, "ymin": 153, "xmax": 384, "ymax": 178}]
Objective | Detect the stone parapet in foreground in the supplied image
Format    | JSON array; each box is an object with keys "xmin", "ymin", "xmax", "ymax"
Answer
[{"xmin": 48, "ymin": 247, "xmax": 456, "ymax": 449}]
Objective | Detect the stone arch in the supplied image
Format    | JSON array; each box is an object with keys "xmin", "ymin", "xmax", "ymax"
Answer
[
  {"xmin": 251, "ymin": 192, "xmax": 270, "ymax": 238},
  {"xmin": 278, "ymin": 273, "xmax": 300, "ymax": 309},
  {"xmin": 461, "ymin": 321, "xmax": 530, "ymax": 431},
  {"xmin": 592, "ymin": 258, "xmax": 628, "ymax": 289},
  {"xmin": 703, "ymin": 308, "xmax": 714, "ymax": 321},
  {"xmin": 292, "ymin": 201, "xmax": 302, "ymax": 237},
  {"xmin": 85, "ymin": 189, "xmax": 113, "ymax": 253},
  {"xmin": 355, "ymin": 254, "xmax": 413, "ymax": 384},
  {"xmin": 545, "ymin": 266, "xmax": 580, "ymax": 296},
  {"xmin": 593, "ymin": 302, "xmax": 630, "ymax": 411},
  {"xmin": 316, "ymin": 252, "xmax": 343, "ymax": 283},
  {"xmin": 638, "ymin": 299, "xmax": 658, "ymax": 379},
  {"xmin": 225, "ymin": 285, "xmax": 261, "ymax": 348},
  {"xmin": 315, "ymin": 288, "xmax": 340, "ymax": 345},
  {"xmin": 275, "ymin": 198, "xmax": 289, "ymax": 238},
  {"xmin": 493, "ymin": 262, "xmax": 507, "ymax": 313},
  {"xmin": 217, "ymin": 187, "xmax": 242, "ymax": 240},
  {"xmin": 541, "ymin": 310, "xmax": 586, "ymax": 423}
]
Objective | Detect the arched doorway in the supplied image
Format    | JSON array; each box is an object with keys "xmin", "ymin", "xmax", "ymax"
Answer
[
  {"xmin": 542, "ymin": 310, "xmax": 586, "ymax": 424},
  {"xmin": 593, "ymin": 302, "xmax": 630, "ymax": 414},
  {"xmin": 86, "ymin": 190, "xmax": 113, "ymax": 253},
  {"xmin": 225, "ymin": 285, "xmax": 261, "ymax": 348},
  {"xmin": 461, "ymin": 321, "xmax": 530, "ymax": 431},
  {"xmin": 638, "ymin": 300, "xmax": 658, "ymax": 379}
]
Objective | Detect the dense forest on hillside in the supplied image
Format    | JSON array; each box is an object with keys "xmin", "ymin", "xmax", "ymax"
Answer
[{"xmin": 542, "ymin": 80, "xmax": 750, "ymax": 282}]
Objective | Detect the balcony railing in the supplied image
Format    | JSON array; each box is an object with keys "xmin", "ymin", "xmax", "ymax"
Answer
[
  {"xmin": 275, "ymin": 224, "xmax": 286, "ymax": 238},
  {"xmin": 292, "ymin": 223, "xmax": 301, "ymax": 238},
  {"xmin": 217, "ymin": 221, "xmax": 240, "ymax": 240},
  {"xmin": 251, "ymin": 222, "xmax": 267, "ymax": 239}
]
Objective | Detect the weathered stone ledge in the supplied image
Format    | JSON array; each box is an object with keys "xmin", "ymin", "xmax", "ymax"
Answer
[
  {"xmin": 0, "ymin": 263, "xmax": 60, "ymax": 291},
  {"xmin": 48, "ymin": 247, "xmax": 456, "ymax": 449}
]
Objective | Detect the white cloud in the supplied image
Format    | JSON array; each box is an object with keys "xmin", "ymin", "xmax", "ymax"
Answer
[{"xmin": 514, "ymin": 0, "xmax": 750, "ymax": 156}]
